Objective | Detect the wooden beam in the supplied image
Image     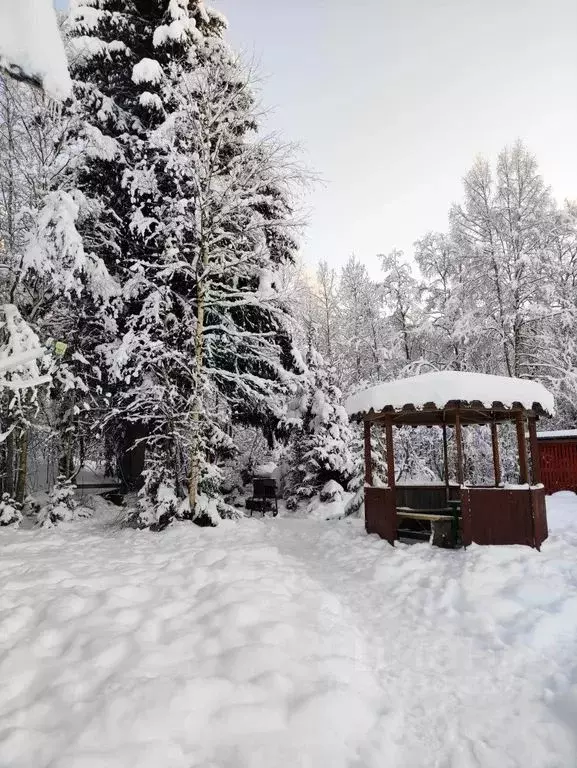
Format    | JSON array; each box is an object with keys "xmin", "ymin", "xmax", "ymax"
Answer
[
  {"xmin": 491, "ymin": 421, "xmax": 502, "ymax": 487},
  {"xmin": 385, "ymin": 415, "xmax": 396, "ymax": 489},
  {"xmin": 528, "ymin": 417, "xmax": 540, "ymax": 485},
  {"xmin": 364, "ymin": 421, "xmax": 373, "ymax": 486},
  {"xmin": 455, "ymin": 410, "xmax": 464, "ymax": 486},
  {"xmin": 396, "ymin": 511, "xmax": 454, "ymax": 521},
  {"xmin": 516, "ymin": 412, "xmax": 529, "ymax": 484}
]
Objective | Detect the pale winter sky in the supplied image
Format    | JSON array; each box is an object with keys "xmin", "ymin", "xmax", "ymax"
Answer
[{"xmin": 57, "ymin": 0, "xmax": 577, "ymax": 277}]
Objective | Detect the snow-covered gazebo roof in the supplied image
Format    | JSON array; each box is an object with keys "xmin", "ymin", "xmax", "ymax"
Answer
[{"xmin": 345, "ymin": 371, "xmax": 554, "ymax": 425}]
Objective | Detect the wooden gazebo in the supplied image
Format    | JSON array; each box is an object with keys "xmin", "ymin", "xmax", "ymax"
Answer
[{"xmin": 345, "ymin": 371, "xmax": 554, "ymax": 549}]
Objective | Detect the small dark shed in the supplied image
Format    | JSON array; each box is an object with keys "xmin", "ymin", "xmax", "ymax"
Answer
[{"xmin": 537, "ymin": 430, "xmax": 577, "ymax": 494}]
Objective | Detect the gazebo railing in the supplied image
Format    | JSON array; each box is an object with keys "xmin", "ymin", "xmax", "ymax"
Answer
[
  {"xmin": 365, "ymin": 483, "xmax": 548, "ymax": 549},
  {"xmin": 461, "ymin": 486, "xmax": 547, "ymax": 547},
  {"xmin": 362, "ymin": 407, "xmax": 547, "ymax": 549}
]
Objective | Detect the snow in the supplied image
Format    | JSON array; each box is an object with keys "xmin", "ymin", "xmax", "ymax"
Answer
[
  {"xmin": 537, "ymin": 429, "xmax": 577, "ymax": 440},
  {"xmin": 1, "ymin": 494, "xmax": 576, "ymax": 766},
  {"xmin": 83, "ymin": 124, "xmax": 122, "ymax": 162},
  {"xmin": 0, "ymin": 346, "xmax": 46, "ymax": 375},
  {"xmin": 23, "ymin": 190, "xmax": 120, "ymax": 304},
  {"xmin": 68, "ymin": 3, "xmax": 103, "ymax": 33},
  {"xmin": 131, "ymin": 58, "xmax": 164, "ymax": 85},
  {"xmin": 346, "ymin": 370, "xmax": 555, "ymax": 418},
  {"xmin": 0, "ymin": 0, "xmax": 72, "ymax": 101},
  {"xmin": 320, "ymin": 479, "xmax": 344, "ymax": 502},
  {"xmin": 547, "ymin": 491, "xmax": 577, "ymax": 532},
  {"xmin": 207, "ymin": 7, "xmax": 229, "ymax": 28},
  {"xmin": 139, "ymin": 92, "xmax": 164, "ymax": 112},
  {"xmin": 253, "ymin": 462, "xmax": 277, "ymax": 478},
  {"xmin": 0, "ymin": 305, "xmax": 51, "ymax": 396},
  {"xmin": 153, "ymin": 19, "xmax": 198, "ymax": 48},
  {"xmin": 257, "ymin": 268, "xmax": 276, "ymax": 299},
  {"xmin": 68, "ymin": 35, "xmax": 107, "ymax": 62}
]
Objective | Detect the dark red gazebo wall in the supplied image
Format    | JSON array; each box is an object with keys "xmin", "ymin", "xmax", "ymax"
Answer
[{"xmin": 539, "ymin": 439, "xmax": 577, "ymax": 494}]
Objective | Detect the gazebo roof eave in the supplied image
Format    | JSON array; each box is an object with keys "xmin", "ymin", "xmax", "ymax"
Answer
[
  {"xmin": 350, "ymin": 401, "xmax": 549, "ymax": 427},
  {"xmin": 344, "ymin": 371, "xmax": 555, "ymax": 423}
]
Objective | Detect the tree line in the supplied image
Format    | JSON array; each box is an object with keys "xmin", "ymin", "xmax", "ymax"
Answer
[
  {"xmin": 284, "ymin": 143, "xmax": 577, "ymax": 507},
  {"xmin": 298, "ymin": 143, "xmax": 577, "ymax": 422}
]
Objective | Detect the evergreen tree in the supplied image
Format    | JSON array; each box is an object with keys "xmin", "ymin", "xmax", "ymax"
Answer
[
  {"xmin": 344, "ymin": 422, "xmax": 387, "ymax": 517},
  {"xmin": 59, "ymin": 0, "xmax": 300, "ymax": 525},
  {"xmin": 284, "ymin": 332, "xmax": 355, "ymax": 509}
]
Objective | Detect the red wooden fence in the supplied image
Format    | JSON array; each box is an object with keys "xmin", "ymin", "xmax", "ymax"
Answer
[
  {"xmin": 538, "ymin": 439, "xmax": 577, "ymax": 494},
  {"xmin": 461, "ymin": 487, "xmax": 547, "ymax": 548}
]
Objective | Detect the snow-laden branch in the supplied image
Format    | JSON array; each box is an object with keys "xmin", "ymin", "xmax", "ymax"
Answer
[{"xmin": 0, "ymin": 0, "xmax": 72, "ymax": 100}]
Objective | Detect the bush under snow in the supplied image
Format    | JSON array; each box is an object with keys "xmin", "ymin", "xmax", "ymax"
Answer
[
  {"xmin": 0, "ymin": 494, "xmax": 22, "ymax": 526},
  {"xmin": 36, "ymin": 479, "xmax": 90, "ymax": 528}
]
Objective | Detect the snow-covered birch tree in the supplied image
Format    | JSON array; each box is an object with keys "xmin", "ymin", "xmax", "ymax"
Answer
[
  {"xmin": 414, "ymin": 231, "xmax": 470, "ymax": 370},
  {"xmin": 450, "ymin": 142, "xmax": 554, "ymax": 378},
  {"xmin": 379, "ymin": 249, "xmax": 422, "ymax": 367}
]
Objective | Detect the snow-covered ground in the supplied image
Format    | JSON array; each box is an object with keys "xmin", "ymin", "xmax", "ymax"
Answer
[{"xmin": 1, "ymin": 495, "xmax": 577, "ymax": 767}]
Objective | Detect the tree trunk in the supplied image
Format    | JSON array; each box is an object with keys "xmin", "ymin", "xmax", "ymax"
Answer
[
  {"xmin": 119, "ymin": 421, "xmax": 147, "ymax": 491},
  {"xmin": 189, "ymin": 243, "xmax": 208, "ymax": 512},
  {"xmin": 15, "ymin": 427, "xmax": 28, "ymax": 504},
  {"xmin": 370, "ymin": 319, "xmax": 382, "ymax": 379},
  {"xmin": 60, "ymin": 434, "xmax": 73, "ymax": 479},
  {"xmin": 5, "ymin": 428, "xmax": 15, "ymax": 497},
  {"xmin": 57, "ymin": 392, "xmax": 75, "ymax": 480}
]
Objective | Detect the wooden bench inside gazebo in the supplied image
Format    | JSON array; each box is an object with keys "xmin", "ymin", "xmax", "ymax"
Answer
[{"xmin": 345, "ymin": 371, "xmax": 554, "ymax": 549}]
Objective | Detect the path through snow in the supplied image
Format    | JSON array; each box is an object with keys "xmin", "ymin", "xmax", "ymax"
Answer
[{"xmin": 1, "ymin": 495, "xmax": 576, "ymax": 767}]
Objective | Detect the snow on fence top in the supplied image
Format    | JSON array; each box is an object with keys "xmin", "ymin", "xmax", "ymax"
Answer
[
  {"xmin": 345, "ymin": 371, "xmax": 554, "ymax": 419},
  {"xmin": 536, "ymin": 429, "xmax": 577, "ymax": 440}
]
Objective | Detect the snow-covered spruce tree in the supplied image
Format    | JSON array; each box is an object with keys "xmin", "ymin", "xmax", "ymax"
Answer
[
  {"xmin": 284, "ymin": 331, "xmax": 355, "ymax": 510},
  {"xmin": 65, "ymin": 1, "xmax": 301, "ymax": 526},
  {"xmin": 35, "ymin": 476, "xmax": 92, "ymax": 528},
  {"xmin": 344, "ymin": 420, "xmax": 387, "ymax": 518}
]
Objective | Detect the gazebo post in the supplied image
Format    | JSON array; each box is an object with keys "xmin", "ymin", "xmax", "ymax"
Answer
[
  {"xmin": 385, "ymin": 415, "xmax": 395, "ymax": 489},
  {"xmin": 455, "ymin": 410, "xmax": 464, "ymax": 486},
  {"xmin": 491, "ymin": 421, "xmax": 502, "ymax": 487},
  {"xmin": 516, "ymin": 412, "xmax": 529, "ymax": 484},
  {"xmin": 442, "ymin": 421, "xmax": 450, "ymax": 499},
  {"xmin": 528, "ymin": 417, "xmax": 541, "ymax": 485},
  {"xmin": 364, "ymin": 421, "xmax": 373, "ymax": 486}
]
